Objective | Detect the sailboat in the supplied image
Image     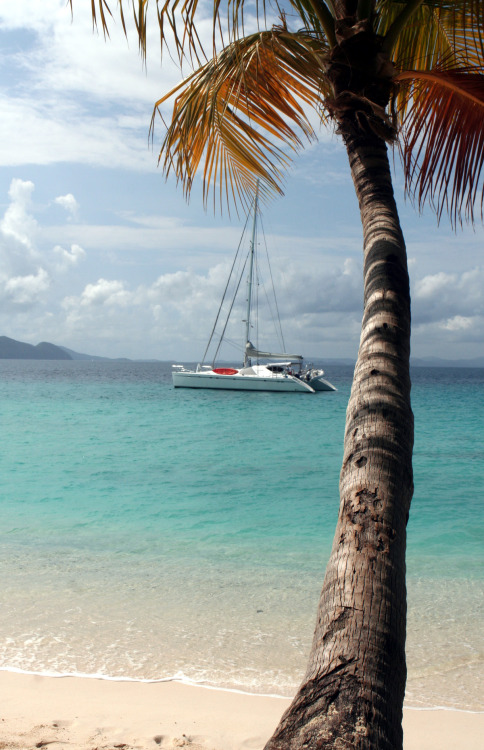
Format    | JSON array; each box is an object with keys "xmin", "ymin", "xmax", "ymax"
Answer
[{"xmin": 172, "ymin": 186, "xmax": 336, "ymax": 394}]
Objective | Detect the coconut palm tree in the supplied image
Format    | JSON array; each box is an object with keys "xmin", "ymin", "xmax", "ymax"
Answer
[{"xmin": 76, "ymin": 1, "xmax": 484, "ymax": 747}]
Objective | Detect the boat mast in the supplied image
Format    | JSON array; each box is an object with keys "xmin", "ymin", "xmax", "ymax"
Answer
[{"xmin": 244, "ymin": 182, "xmax": 259, "ymax": 366}]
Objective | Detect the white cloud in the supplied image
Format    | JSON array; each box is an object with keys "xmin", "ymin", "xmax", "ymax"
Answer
[
  {"xmin": 0, "ymin": 178, "xmax": 86, "ymax": 314},
  {"xmin": 0, "ymin": 0, "xmax": 65, "ymax": 31},
  {"xmin": 276, "ymin": 257, "xmax": 363, "ymax": 317},
  {"xmin": 52, "ymin": 254, "xmax": 364, "ymax": 360},
  {"xmin": 53, "ymin": 243, "xmax": 86, "ymax": 268},
  {"xmin": 0, "ymin": 2, "xmax": 198, "ymax": 172},
  {"xmin": 412, "ymin": 267, "xmax": 484, "ymax": 325},
  {"xmin": 1, "ymin": 1, "xmax": 173, "ymax": 98},
  {"xmin": 0, "ymin": 178, "xmax": 37, "ymax": 249},
  {"xmin": 0, "ymin": 168, "xmax": 482, "ymax": 361},
  {"xmin": 0, "ymin": 2, "xmax": 338, "ymax": 177},
  {"xmin": 0, "ymin": 179, "xmax": 43, "ymax": 284},
  {"xmin": 412, "ymin": 313, "xmax": 484, "ymax": 358},
  {"xmin": 0, "ymin": 94, "xmax": 157, "ymax": 170},
  {"xmin": 409, "ymin": 266, "xmax": 484, "ymax": 357},
  {"xmin": 414, "ymin": 271, "xmax": 456, "ymax": 299},
  {"xmin": 442, "ymin": 315, "xmax": 474, "ymax": 331},
  {"xmin": 2, "ymin": 267, "xmax": 50, "ymax": 306},
  {"xmin": 78, "ymin": 278, "xmax": 129, "ymax": 307},
  {"xmin": 54, "ymin": 193, "xmax": 79, "ymax": 218}
]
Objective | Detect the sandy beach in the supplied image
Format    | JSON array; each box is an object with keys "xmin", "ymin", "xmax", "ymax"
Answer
[{"xmin": 1, "ymin": 671, "xmax": 482, "ymax": 750}]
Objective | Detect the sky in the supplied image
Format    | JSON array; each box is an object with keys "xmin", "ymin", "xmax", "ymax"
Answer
[{"xmin": 0, "ymin": 0, "xmax": 482, "ymax": 361}]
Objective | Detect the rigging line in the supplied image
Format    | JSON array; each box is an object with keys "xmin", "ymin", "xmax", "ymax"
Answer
[
  {"xmin": 259, "ymin": 273, "xmax": 283, "ymax": 353},
  {"xmin": 210, "ymin": 329, "xmax": 245, "ymax": 353},
  {"xmin": 216, "ymin": 337, "xmax": 245, "ymax": 354},
  {"xmin": 260, "ymin": 220, "xmax": 286, "ymax": 352},
  {"xmin": 252, "ymin": 197, "xmax": 266, "ymax": 360},
  {"xmin": 212, "ymin": 189, "xmax": 260, "ymax": 367},
  {"xmin": 252, "ymin": 216, "xmax": 258, "ymax": 356},
  {"xmin": 211, "ymin": 250, "xmax": 250, "ymax": 367},
  {"xmin": 255, "ymin": 225, "xmax": 284, "ymax": 352},
  {"xmin": 254, "ymin": 242, "xmax": 259, "ymax": 359},
  {"xmin": 200, "ymin": 211, "xmax": 252, "ymax": 366},
  {"xmin": 250, "ymin": 204, "xmax": 273, "ymax": 358}
]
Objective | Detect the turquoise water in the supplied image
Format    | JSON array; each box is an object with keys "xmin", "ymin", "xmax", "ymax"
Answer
[{"xmin": 0, "ymin": 361, "xmax": 482, "ymax": 709}]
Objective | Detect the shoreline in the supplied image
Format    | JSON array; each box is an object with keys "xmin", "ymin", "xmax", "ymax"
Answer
[
  {"xmin": 1, "ymin": 671, "xmax": 483, "ymax": 750},
  {"xmin": 1, "ymin": 666, "xmax": 483, "ymax": 711}
]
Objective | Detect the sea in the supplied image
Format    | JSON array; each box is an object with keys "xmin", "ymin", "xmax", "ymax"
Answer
[{"xmin": 0, "ymin": 360, "xmax": 482, "ymax": 712}]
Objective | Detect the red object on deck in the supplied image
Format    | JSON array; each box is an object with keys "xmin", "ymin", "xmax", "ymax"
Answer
[{"xmin": 212, "ymin": 368, "xmax": 239, "ymax": 375}]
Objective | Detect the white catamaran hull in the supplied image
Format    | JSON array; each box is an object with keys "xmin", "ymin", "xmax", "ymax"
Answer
[
  {"xmin": 172, "ymin": 369, "xmax": 315, "ymax": 393},
  {"xmin": 307, "ymin": 372, "xmax": 337, "ymax": 392}
]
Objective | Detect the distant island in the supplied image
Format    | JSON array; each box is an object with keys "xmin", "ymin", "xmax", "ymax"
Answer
[
  {"xmin": 0, "ymin": 336, "xmax": 72, "ymax": 360},
  {"xmin": 0, "ymin": 336, "xmax": 119, "ymax": 361},
  {"xmin": 0, "ymin": 335, "xmax": 483, "ymax": 367}
]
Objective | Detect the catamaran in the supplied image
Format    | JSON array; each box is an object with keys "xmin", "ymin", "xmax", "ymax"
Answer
[{"xmin": 172, "ymin": 186, "xmax": 336, "ymax": 394}]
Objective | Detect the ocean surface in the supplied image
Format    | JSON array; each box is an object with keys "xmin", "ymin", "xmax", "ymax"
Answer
[{"xmin": 0, "ymin": 360, "xmax": 482, "ymax": 711}]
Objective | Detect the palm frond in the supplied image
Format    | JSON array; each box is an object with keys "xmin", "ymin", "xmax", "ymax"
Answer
[
  {"xmin": 69, "ymin": 0, "xmax": 205, "ymax": 61},
  {"xmin": 75, "ymin": 0, "xmax": 339, "ymax": 63},
  {"xmin": 378, "ymin": 0, "xmax": 484, "ymax": 70},
  {"xmin": 288, "ymin": 0, "xmax": 337, "ymax": 46},
  {"xmin": 73, "ymin": 1, "xmax": 281, "ymax": 63},
  {"xmin": 151, "ymin": 27, "xmax": 332, "ymax": 210},
  {"xmin": 396, "ymin": 65, "xmax": 484, "ymax": 225},
  {"xmin": 440, "ymin": 0, "xmax": 484, "ymax": 66},
  {"xmin": 70, "ymin": 0, "xmax": 117, "ymax": 38},
  {"xmin": 377, "ymin": 0, "xmax": 484, "ymax": 128}
]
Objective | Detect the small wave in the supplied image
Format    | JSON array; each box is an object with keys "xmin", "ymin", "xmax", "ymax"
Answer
[{"xmin": 0, "ymin": 666, "xmax": 290, "ymax": 699}]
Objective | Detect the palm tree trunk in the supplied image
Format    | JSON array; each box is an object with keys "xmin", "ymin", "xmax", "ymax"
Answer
[{"xmin": 265, "ymin": 131, "xmax": 414, "ymax": 749}]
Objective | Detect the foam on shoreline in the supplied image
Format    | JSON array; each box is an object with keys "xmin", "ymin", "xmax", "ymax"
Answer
[{"xmin": 2, "ymin": 665, "xmax": 483, "ymax": 712}]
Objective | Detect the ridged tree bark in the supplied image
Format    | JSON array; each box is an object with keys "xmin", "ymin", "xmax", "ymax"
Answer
[{"xmin": 265, "ymin": 128, "xmax": 414, "ymax": 749}]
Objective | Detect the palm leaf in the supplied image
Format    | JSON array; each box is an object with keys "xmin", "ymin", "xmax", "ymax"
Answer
[
  {"xmin": 378, "ymin": 2, "xmax": 462, "ymax": 71},
  {"xmin": 74, "ymin": 0, "xmax": 339, "ymax": 63},
  {"xmin": 376, "ymin": 0, "xmax": 484, "ymax": 132},
  {"xmin": 151, "ymin": 26, "xmax": 332, "ymax": 209},
  {"xmin": 69, "ymin": 0, "xmax": 205, "ymax": 61},
  {"xmin": 378, "ymin": 1, "xmax": 484, "ymax": 68},
  {"xmin": 288, "ymin": 0, "xmax": 337, "ymax": 46},
  {"xmin": 73, "ymin": 0, "xmax": 280, "ymax": 63},
  {"xmin": 396, "ymin": 65, "xmax": 484, "ymax": 225},
  {"xmin": 440, "ymin": 0, "xmax": 484, "ymax": 66},
  {"xmin": 70, "ymin": 0, "xmax": 118, "ymax": 38}
]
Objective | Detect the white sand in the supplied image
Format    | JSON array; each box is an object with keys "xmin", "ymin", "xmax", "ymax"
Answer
[{"xmin": 0, "ymin": 671, "xmax": 482, "ymax": 750}]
